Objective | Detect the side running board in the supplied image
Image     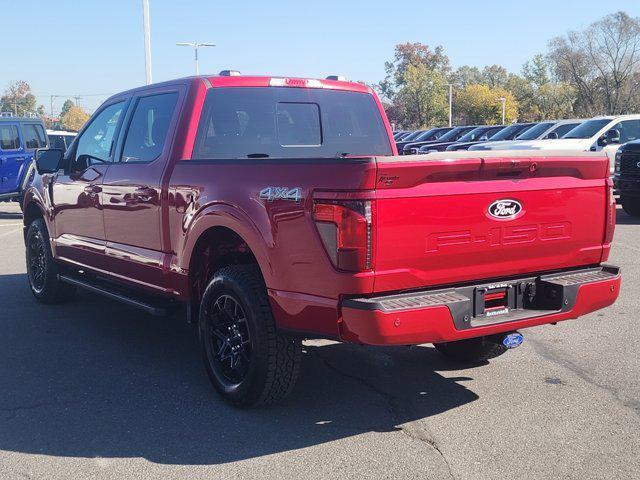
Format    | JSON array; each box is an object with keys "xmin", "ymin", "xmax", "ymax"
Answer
[{"xmin": 58, "ymin": 274, "xmax": 174, "ymax": 316}]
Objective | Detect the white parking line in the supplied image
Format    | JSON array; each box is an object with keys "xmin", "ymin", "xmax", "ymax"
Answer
[
  {"xmin": 0, "ymin": 228, "xmax": 21, "ymax": 238},
  {"xmin": 0, "ymin": 223, "xmax": 22, "ymax": 227}
]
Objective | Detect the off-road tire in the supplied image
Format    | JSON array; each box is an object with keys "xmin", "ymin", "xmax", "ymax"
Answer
[
  {"xmin": 199, "ymin": 265, "xmax": 302, "ymax": 408},
  {"xmin": 621, "ymin": 195, "xmax": 640, "ymax": 217},
  {"xmin": 25, "ymin": 218, "xmax": 76, "ymax": 303},
  {"xmin": 434, "ymin": 336, "xmax": 508, "ymax": 363}
]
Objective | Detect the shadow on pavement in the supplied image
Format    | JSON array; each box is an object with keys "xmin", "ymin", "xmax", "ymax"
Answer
[
  {"xmin": 616, "ymin": 207, "xmax": 640, "ymax": 225},
  {"xmin": 0, "ymin": 272, "xmax": 478, "ymax": 465},
  {"xmin": 0, "ymin": 211, "xmax": 22, "ymax": 220}
]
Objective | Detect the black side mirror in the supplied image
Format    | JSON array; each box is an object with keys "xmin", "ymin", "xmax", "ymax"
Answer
[
  {"xmin": 35, "ymin": 148, "xmax": 64, "ymax": 174},
  {"xmin": 606, "ymin": 128, "xmax": 621, "ymax": 144},
  {"xmin": 546, "ymin": 131, "xmax": 559, "ymax": 140}
]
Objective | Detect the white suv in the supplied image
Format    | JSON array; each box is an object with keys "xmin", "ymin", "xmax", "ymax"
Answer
[
  {"xmin": 469, "ymin": 119, "xmax": 584, "ymax": 151},
  {"xmin": 469, "ymin": 115, "xmax": 640, "ymax": 173}
]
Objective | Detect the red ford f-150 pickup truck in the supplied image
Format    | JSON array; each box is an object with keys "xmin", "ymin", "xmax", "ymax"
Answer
[{"xmin": 23, "ymin": 73, "xmax": 620, "ymax": 407}]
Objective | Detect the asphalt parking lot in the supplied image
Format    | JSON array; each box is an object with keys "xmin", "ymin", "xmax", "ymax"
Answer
[{"xmin": 0, "ymin": 202, "xmax": 638, "ymax": 480}]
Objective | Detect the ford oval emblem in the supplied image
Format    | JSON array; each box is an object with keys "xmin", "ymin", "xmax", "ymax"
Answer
[
  {"xmin": 502, "ymin": 332, "xmax": 524, "ymax": 349},
  {"xmin": 488, "ymin": 199, "xmax": 522, "ymax": 219}
]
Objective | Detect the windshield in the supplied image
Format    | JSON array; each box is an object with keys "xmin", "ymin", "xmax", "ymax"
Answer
[
  {"xmin": 457, "ymin": 127, "xmax": 488, "ymax": 143},
  {"xmin": 562, "ymin": 119, "xmax": 611, "ymax": 139},
  {"xmin": 402, "ymin": 130, "xmax": 425, "ymax": 142},
  {"xmin": 412, "ymin": 128, "xmax": 438, "ymax": 142},
  {"xmin": 438, "ymin": 126, "xmax": 471, "ymax": 142},
  {"xmin": 491, "ymin": 124, "xmax": 532, "ymax": 141},
  {"xmin": 515, "ymin": 122, "xmax": 555, "ymax": 140}
]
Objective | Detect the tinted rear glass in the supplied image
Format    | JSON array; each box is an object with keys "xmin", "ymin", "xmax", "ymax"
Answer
[{"xmin": 193, "ymin": 88, "xmax": 392, "ymax": 159}]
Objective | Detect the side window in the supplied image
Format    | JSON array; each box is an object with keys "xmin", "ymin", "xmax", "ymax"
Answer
[
  {"xmin": 0, "ymin": 125, "xmax": 20, "ymax": 150},
  {"xmin": 615, "ymin": 120, "xmax": 640, "ymax": 144},
  {"xmin": 22, "ymin": 124, "xmax": 47, "ymax": 149},
  {"xmin": 75, "ymin": 101, "xmax": 125, "ymax": 165},
  {"xmin": 120, "ymin": 92, "xmax": 178, "ymax": 163},
  {"xmin": 553, "ymin": 123, "xmax": 579, "ymax": 138}
]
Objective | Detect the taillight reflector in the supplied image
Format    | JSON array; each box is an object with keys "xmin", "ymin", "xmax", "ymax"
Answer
[
  {"xmin": 313, "ymin": 200, "xmax": 373, "ymax": 272},
  {"xmin": 604, "ymin": 178, "xmax": 616, "ymax": 244}
]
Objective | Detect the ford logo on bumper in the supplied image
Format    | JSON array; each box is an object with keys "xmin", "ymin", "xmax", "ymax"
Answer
[{"xmin": 488, "ymin": 199, "xmax": 522, "ymax": 219}]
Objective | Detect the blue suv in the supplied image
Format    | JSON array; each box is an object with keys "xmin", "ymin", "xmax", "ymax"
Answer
[{"xmin": 0, "ymin": 116, "xmax": 48, "ymax": 208}]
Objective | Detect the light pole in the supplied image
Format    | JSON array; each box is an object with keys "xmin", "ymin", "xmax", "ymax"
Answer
[
  {"xmin": 498, "ymin": 97, "xmax": 506, "ymax": 124},
  {"xmin": 445, "ymin": 83, "xmax": 453, "ymax": 127},
  {"xmin": 176, "ymin": 42, "xmax": 216, "ymax": 75},
  {"xmin": 142, "ymin": 0, "xmax": 152, "ymax": 84}
]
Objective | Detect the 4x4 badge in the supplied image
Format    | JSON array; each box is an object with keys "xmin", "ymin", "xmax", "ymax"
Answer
[
  {"xmin": 488, "ymin": 199, "xmax": 522, "ymax": 219},
  {"xmin": 259, "ymin": 187, "xmax": 302, "ymax": 203}
]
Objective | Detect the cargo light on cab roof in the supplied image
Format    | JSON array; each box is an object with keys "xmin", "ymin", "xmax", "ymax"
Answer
[{"xmin": 269, "ymin": 77, "xmax": 324, "ymax": 88}]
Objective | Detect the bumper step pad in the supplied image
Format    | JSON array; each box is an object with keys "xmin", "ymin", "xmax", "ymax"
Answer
[{"xmin": 343, "ymin": 265, "xmax": 620, "ymax": 330}]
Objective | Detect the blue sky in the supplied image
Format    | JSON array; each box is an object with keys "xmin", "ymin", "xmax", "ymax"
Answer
[{"xmin": 5, "ymin": 0, "xmax": 639, "ymax": 114}]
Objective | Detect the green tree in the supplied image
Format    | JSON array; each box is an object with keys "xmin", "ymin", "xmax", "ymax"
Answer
[
  {"xmin": 380, "ymin": 42, "xmax": 450, "ymax": 99},
  {"xmin": 0, "ymin": 81, "xmax": 36, "ymax": 116},
  {"xmin": 60, "ymin": 105, "xmax": 90, "ymax": 132},
  {"xmin": 456, "ymin": 84, "xmax": 518, "ymax": 125},
  {"xmin": 392, "ymin": 64, "xmax": 449, "ymax": 128},
  {"xmin": 60, "ymin": 99, "xmax": 75, "ymax": 118},
  {"xmin": 515, "ymin": 54, "xmax": 576, "ymax": 120},
  {"xmin": 450, "ymin": 65, "xmax": 483, "ymax": 89},
  {"xmin": 481, "ymin": 65, "xmax": 509, "ymax": 88}
]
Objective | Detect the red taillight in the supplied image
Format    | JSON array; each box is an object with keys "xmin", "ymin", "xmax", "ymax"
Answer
[
  {"xmin": 313, "ymin": 200, "xmax": 373, "ymax": 271},
  {"xmin": 605, "ymin": 178, "xmax": 616, "ymax": 244}
]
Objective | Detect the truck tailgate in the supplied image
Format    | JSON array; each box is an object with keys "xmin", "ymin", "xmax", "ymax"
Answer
[{"xmin": 373, "ymin": 152, "xmax": 610, "ymax": 293}]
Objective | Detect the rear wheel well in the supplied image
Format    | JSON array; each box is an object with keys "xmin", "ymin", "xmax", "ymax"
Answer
[{"xmin": 189, "ymin": 227, "xmax": 260, "ymax": 311}]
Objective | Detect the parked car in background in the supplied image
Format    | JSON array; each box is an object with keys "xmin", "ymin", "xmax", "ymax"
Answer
[
  {"xmin": 423, "ymin": 123, "xmax": 533, "ymax": 154},
  {"xmin": 478, "ymin": 115, "xmax": 640, "ymax": 173},
  {"xmin": 0, "ymin": 116, "xmax": 48, "ymax": 208},
  {"xmin": 396, "ymin": 130, "xmax": 418, "ymax": 141},
  {"xmin": 614, "ymin": 139, "xmax": 640, "ymax": 215},
  {"xmin": 469, "ymin": 119, "xmax": 584, "ymax": 151},
  {"xmin": 410, "ymin": 126, "xmax": 477, "ymax": 153},
  {"xmin": 47, "ymin": 130, "xmax": 76, "ymax": 151},
  {"xmin": 396, "ymin": 129, "xmax": 425, "ymax": 144},
  {"xmin": 396, "ymin": 128, "xmax": 443, "ymax": 154},
  {"xmin": 396, "ymin": 127, "xmax": 453, "ymax": 154},
  {"xmin": 445, "ymin": 125, "xmax": 506, "ymax": 151}
]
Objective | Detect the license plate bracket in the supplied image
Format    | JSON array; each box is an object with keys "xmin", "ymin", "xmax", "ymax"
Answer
[{"xmin": 473, "ymin": 282, "xmax": 523, "ymax": 318}]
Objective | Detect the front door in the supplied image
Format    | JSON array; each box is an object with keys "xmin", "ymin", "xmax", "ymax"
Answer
[
  {"xmin": 0, "ymin": 122, "xmax": 25, "ymax": 196},
  {"xmin": 101, "ymin": 89, "xmax": 181, "ymax": 289},
  {"xmin": 51, "ymin": 100, "xmax": 127, "ymax": 268}
]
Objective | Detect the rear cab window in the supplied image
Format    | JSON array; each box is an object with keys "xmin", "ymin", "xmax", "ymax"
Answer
[{"xmin": 193, "ymin": 87, "xmax": 392, "ymax": 159}]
